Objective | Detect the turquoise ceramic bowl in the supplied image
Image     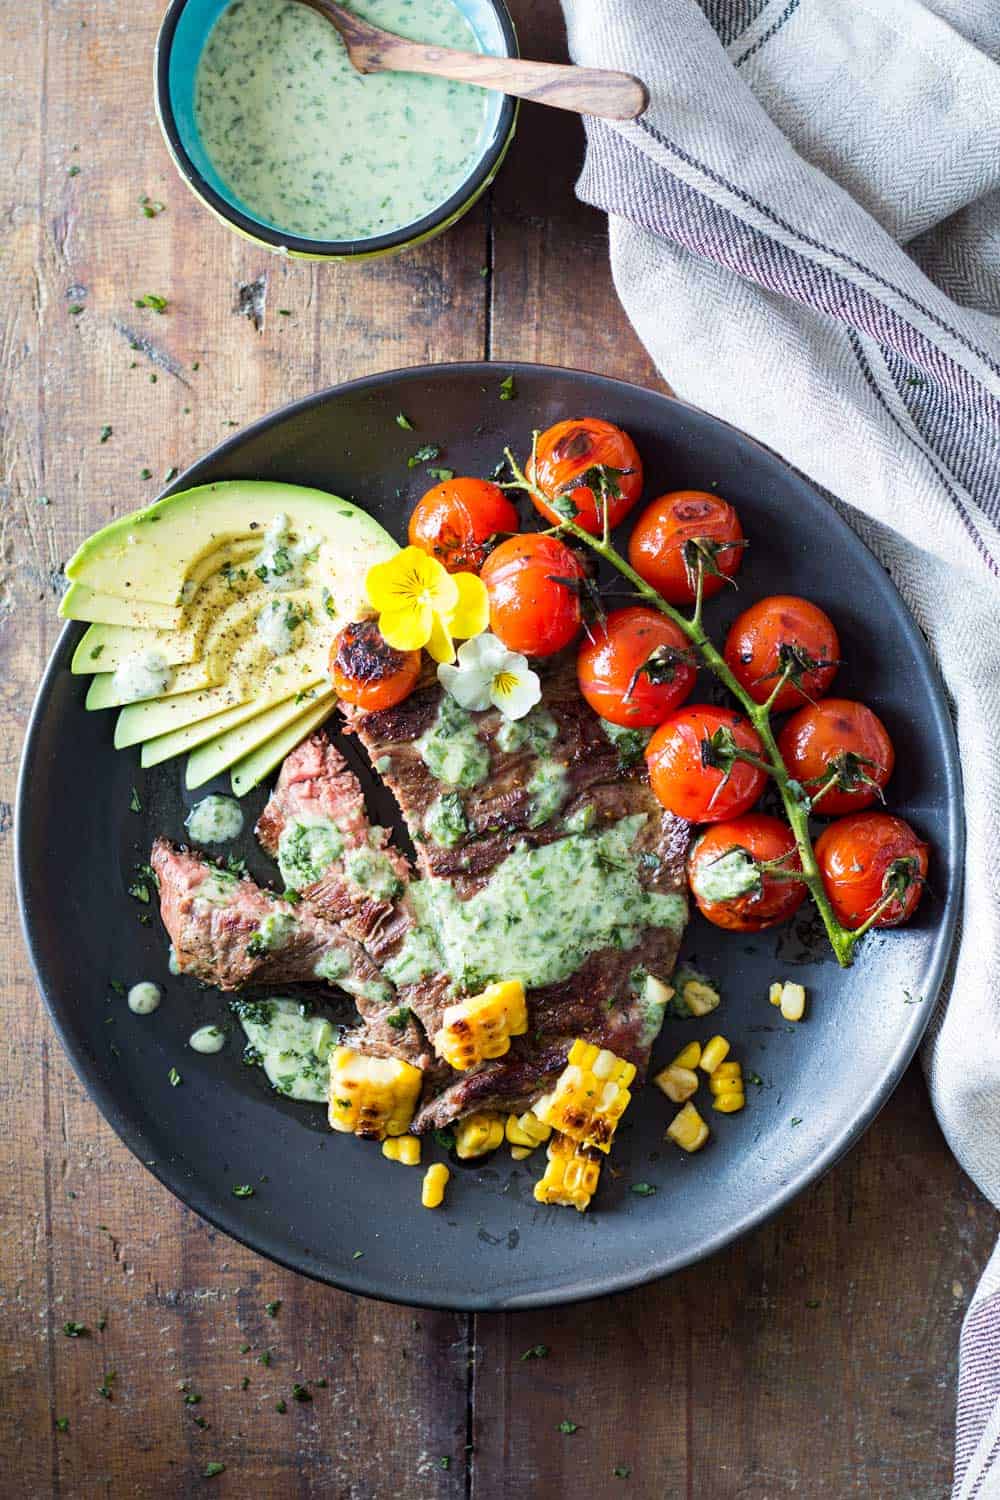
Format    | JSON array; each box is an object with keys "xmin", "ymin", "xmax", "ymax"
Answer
[{"xmin": 155, "ymin": 0, "xmax": 518, "ymax": 260}]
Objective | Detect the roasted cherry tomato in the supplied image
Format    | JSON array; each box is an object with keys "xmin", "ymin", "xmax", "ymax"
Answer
[
  {"xmin": 526, "ymin": 418, "xmax": 643, "ymax": 535},
  {"xmin": 329, "ymin": 619, "xmax": 422, "ymax": 712},
  {"xmin": 576, "ymin": 607, "xmax": 697, "ymax": 728},
  {"xmin": 686, "ymin": 814, "xmax": 805, "ymax": 931},
  {"xmin": 479, "ymin": 533, "xmax": 586, "ymax": 657},
  {"xmin": 645, "ymin": 705, "xmax": 768, "ymax": 822},
  {"xmin": 723, "ymin": 595, "xmax": 839, "ymax": 712},
  {"xmin": 815, "ymin": 811, "xmax": 928, "ymax": 930},
  {"xmin": 628, "ymin": 491, "xmax": 744, "ymax": 605},
  {"xmin": 778, "ymin": 698, "xmax": 894, "ymax": 815},
  {"xmin": 408, "ymin": 477, "xmax": 519, "ymax": 573}
]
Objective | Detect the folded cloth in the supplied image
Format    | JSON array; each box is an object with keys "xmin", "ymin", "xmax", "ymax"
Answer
[{"xmin": 558, "ymin": 0, "xmax": 1000, "ymax": 1492}]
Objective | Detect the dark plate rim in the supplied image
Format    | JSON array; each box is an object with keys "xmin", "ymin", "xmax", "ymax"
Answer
[{"xmin": 15, "ymin": 360, "xmax": 965, "ymax": 1311}]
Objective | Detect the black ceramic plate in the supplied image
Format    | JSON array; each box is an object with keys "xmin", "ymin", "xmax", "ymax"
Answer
[{"xmin": 17, "ymin": 363, "xmax": 962, "ymax": 1310}]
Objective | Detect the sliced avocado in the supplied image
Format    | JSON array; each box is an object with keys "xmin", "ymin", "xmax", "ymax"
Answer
[
  {"xmin": 115, "ymin": 683, "xmax": 247, "ymax": 749},
  {"xmin": 60, "ymin": 582, "xmax": 184, "ymax": 631},
  {"xmin": 64, "ymin": 480, "xmax": 397, "ymax": 619},
  {"xmin": 229, "ymin": 695, "xmax": 337, "ymax": 797},
  {"xmin": 86, "ymin": 659, "xmax": 217, "ymax": 711},
  {"xmin": 140, "ymin": 676, "xmax": 324, "ymax": 767},
  {"xmin": 71, "ymin": 623, "xmax": 199, "ymax": 674},
  {"xmin": 186, "ymin": 688, "xmax": 336, "ymax": 789}
]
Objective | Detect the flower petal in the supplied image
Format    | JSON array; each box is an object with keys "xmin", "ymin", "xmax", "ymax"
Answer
[
  {"xmin": 490, "ymin": 665, "xmax": 542, "ymax": 720},
  {"xmin": 438, "ymin": 661, "xmax": 493, "ymax": 712},
  {"xmin": 378, "ymin": 599, "xmax": 432, "ymax": 652},
  {"xmin": 445, "ymin": 571, "xmax": 490, "ymax": 641},
  {"xmin": 425, "ymin": 611, "xmax": 457, "ymax": 664}
]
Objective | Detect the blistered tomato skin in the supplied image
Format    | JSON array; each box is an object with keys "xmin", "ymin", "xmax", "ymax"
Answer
[
  {"xmin": 628, "ymin": 491, "xmax": 744, "ymax": 605},
  {"xmin": 645, "ymin": 705, "xmax": 768, "ymax": 823},
  {"xmin": 686, "ymin": 814, "xmax": 806, "ymax": 931},
  {"xmin": 526, "ymin": 418, "xmax": 644, "ymax": 535},
  {"xmin": 329, "ymin": 620, "xmax": 422, "ymax": 711},
  {"xmin": 408, "ymin": 477, "xmax": 520, "ymax": 574},
  {"xmin": 815, "ymin": 811, "xmax": 928, "ymax": 929},
  {"xmin": 480, "ymin": 534, "xmax": 585, "ymax": 657},
  {"xmin": 576, "ymin": 607, "xmax": 696, "ymax": 728},
  {"xmin": 779, "ymin": 699, "xmax": 894, "ymax": 815},
  {"xmin": 723, "ymin": 595, "xmax": 840, "ymax": 712}
]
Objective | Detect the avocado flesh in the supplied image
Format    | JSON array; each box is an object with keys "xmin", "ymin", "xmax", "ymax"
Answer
[
  {"xmin": 185, "ymin": 689, "xmax": 336, "ymax": 789},
  {"xmin": 229, "ymin": 696, "xmax": 337, "ymax": 797},
  {"xmin": 139, "ymin": 677, "xmax": 324, "ymax": 767},
  {"xmin": 86, "ymin": 660, "xmax": 217, "ymax": 711},
  {"xmin": 61, "ymin": 583, "xmax": 184, "ymax": 631},
  {"xmin": 71, "ymin": 623, "xmax": 199, "ymax": 674}
]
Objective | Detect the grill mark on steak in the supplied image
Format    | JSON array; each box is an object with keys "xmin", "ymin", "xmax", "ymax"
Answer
[{"xmin": 151, "ymin": 838, "xmax": 430, "ymax": 1067}]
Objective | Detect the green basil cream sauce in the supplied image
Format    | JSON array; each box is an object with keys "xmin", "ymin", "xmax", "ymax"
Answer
[
  {"xmin": 416, "ymin": 694, "xmax": 489, "ymax": 788},
  {"xmin": 184, "ymin": 794, "xmax": 245, "ymax": 845},
  {"xmin": 277, "ymin": 817, "xmax": 344, "ymax": 889},
  {"xmin": 234, "ymin": 996, "xmax": 333, "ymax": 1103},
  {"xmin": 194, "ymin": 0, "xmax": 490, "ymax": 242}
]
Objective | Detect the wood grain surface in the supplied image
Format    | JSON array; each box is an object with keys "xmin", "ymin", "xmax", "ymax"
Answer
[{"xmin": 0, "ymin": 3, "xmax": 994, "ymax": 1497}]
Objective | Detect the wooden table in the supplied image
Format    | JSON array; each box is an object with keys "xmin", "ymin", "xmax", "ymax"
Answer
[{"xmin": 2, "ymin": 2, "xmax": 995, "ymax": 1495}]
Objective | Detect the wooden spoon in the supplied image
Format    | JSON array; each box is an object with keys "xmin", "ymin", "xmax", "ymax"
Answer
[{"xmin": 295, "ymin": 0, "xmax": 648, "ymax": 121}]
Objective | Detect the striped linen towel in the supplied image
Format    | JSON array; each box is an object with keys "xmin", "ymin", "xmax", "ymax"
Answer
[{"xmin": 557, "ymin": 0, "xmax": 1000, "ymax": 1492}]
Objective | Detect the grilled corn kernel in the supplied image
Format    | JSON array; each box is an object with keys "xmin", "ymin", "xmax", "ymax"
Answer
[
  {"xmin": 505, "ymin": 1109, "xmax": 551, "ymax": 1149},
  {"xmin": 683, "ymin": 978, "xmax": 720, "ymax": 1017},
  {"xmin": 328, "ymin": 1047, "xmax": 422, "ymax": 1140},
  {"xmin": 421, "ymin": 1162, "xmax": 450, "ymax": 1208},
  {"xmin": 532, "ymin": 1132, "xmax": 602, "ymax": 1212},
  {"xmin": 654, "ymin": 1064, "xmax": 700, "ymax": 1104},
  {"xmin": 382, "ymin": 1133, "xmax": 421, "ymax": 1165},
  {"xmin": 779, "ymin": 982, "xmax": 807, "ymax": 1022},
  {"xmin": 699, "ymin": 1035, "xmax": 731, "ymax": 1074},
  {"xmin": 672, "ymin": 1041, "xmax": 702, "ymax": 1070},
  {"xmin": 510, "ymin": 1145, "xmax": 534, "ymax": 1161},
  {"xmin": 713, "ymin": 1091, "xmax": 746, "ymax": 1114},
  {"xmin": 535, "ymin": 1039, "xmax": 636, "ymax": 1153},
  {"xmin": 454, "ymin": 1111, "xmax": 505, "ymax": 1159},
  {"xmin": 769, "ymin": 981, "xmax": 784, "ymax": 1008},
  {"xmin": 708, "ymin": 1061, "xmax": 742, "ymax": 1095},
  {"xmin": 433, "ymin": 980, "xmax": 528, "ymax": 1070},
  {"xmin": 666, "ymin": 1101, "xmax": 710, "ymax": 1152}
]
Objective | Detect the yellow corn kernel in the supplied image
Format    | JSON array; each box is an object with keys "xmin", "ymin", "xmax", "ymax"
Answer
[
  {"xmin": 769, "ymin": 981, "xmax": 784, "ymax": 1008},
  {"xmin": 510, "ymin": 1145, "xmax": 534, "ymax": 1161},
  {"xmin": 535, "ymin": 1039, "xmax": 636, "ymax": 1154},
  {"xmin": 672, "ymin": 1040, "xmax": 702, "ymax": 1070},
  {"xmin": 504, "ymin": 1109, "xmax": 552, "ymax": 1150},
  {"xmin": 699, "ymin": 1035, "xmax": 731, "ymax": 1074},
  {"xmin": 382, "ymin": 1137, "xmax": 401, "ymax": 1161},
  {"xmin": 384, "ymin": 1134, "xmax": 421, "ymax": 1165},
  {"xmin": 454, "ymin": 1111, "xmax": 505, "ymax": 1159},
  {"xmin": 779, "ymin": 982, "xmax": 807, "ymax": 1022},
  {"xmin": 683, "ymin": 978, "xmax": 720, "ymax": 1017},
  {"xmin": 653, "ymin": 1063, "xmax": 700, "ymax": 1105},
  {"xmin": 666, "ymin": 1101, "xmax": 710, "ymax": 1152},
  {"xmin": 533, "ymin": 1132, "xmax": 602, "ymax": 1212},
  {"xmin": 328, "ymin": 1047, "xmax": 422, "ymax": 1141},
  {"xmin": 421, "ymin": 1162, "xmax": 450, "ymax": 1209},
  {"xmin": 433, "ymin": 980, "xmax": 528, "ymax": 1070},
  {"xmin": 713, "ymin": 1091, "xmax": 746, "ymax": 1114},
  {"xmin": 708, "ymin": 1061, "xmax": 742, "ymax": 1095}
]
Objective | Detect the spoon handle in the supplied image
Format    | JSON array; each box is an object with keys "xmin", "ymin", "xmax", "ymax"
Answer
[{"xmin": 301, "ymin": 0, "xmax": 648, "ymax": 121}]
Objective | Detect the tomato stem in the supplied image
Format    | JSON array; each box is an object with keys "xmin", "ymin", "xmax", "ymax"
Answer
[{"xmin": 502, "ymin": 442, "xmax": 861, "ymax": 968}]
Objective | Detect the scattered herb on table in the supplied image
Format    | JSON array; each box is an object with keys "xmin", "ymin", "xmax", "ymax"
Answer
[
  {"xmin": 134, "ymin": 293, "xmax": 168, "ymax": 313},
  {"xmin": 239, "ymin": 1342, "xmax": 251, "ymax": 1354},
  {"xmin": 68, "ymin": 304, "xmax": 85, "ymax": 316},
  {"xmin": 55, "ymin": 1417, "xmax": 70, "ymax": 1431},
  {"xmin": 557, "ymin": 1419, "xmax": 579, "ymax": 1435},
  {"xmin": 128, "ymin": 879, "xmax": 150, "ymax": 903},
  {"xmin": 139, "ymin": 195, "xmax": 165, "ymax": 217},
  {"xmin": 241, "ymin": 1376, "xmax": 250, "ymax": 1390},
  {"xmin": 520, "ymin": 1344, "xmax": 548, "ymax": 1361},
  {"xmin": 67, "ymin": 165, "xmax": 80, "ymax": 177},
  {"xmin": 439, "ymin": 1457, "xmax": 451, "ymax": 1470},
  {"xmin": 265, "ymin": 1300, "xmax": 281, "ymax": 1318},
  {"xmin": 98, "ymin": 1370, "xmax": 116, "ymax": 1400},
  {"xmin": 203, "ymin": 1463, "xmax": 226, "ymax": 1479},
  {"xmin": 97, "ymin": 1314, "xmax": 107, "ymax": 1331},
  {"xmin": 193, "ymin": 1416, "xmax": 209, "ymax": 1429},
  {"xmin": 277, "ymin": 308, "xmax": 292, "ymax": 316},
  {"xmin": 168, "ymin": 1067, "xmax": 182, "ymax": 1087},
  {"xmin": 184, "ymin": 1392, "xmax": 202, "ymax": 1405},
  {"xmin": 99, "ymin": 424, "xmax": 112, "ymax": 443},
  {"xmin": 292, "ymin": 1384, "xmax": 312, "ymax": 1403},
  {"xmin": 275, "ymin": 1399, "xmax": 287, "ymax": 1414},
  {"xmin": 395, "ymin": 411, "xmax": 414, "ymax": 430},
  {"xmin": 62, "ymin": 1321, "xmax": 88, "ymax": 1338},
  {"xmin": 613, "ymin": 1465, "xmax": 631, "ymax": 1479},
  {"xmin": 257, "ymin": 1349, "xmax": 272, "ymax": 1366},
  {"xmin": 407, "ymin": 443, "xmax": 441, "ymax": 468}
]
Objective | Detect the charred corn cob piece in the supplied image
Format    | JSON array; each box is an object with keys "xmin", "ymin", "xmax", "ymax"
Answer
[
  {"xmin": 328, "ymin": 1047, "xmax": 422, "ymax": 1140},
  {"xmin": 382, "ymin": 1134, "xmax": 422, "ymax": 1165},
  {"xmin": 533, "ymin": 1132, "xmax": 602, "ymax": 1212},
  {"xmin": 433, "ymin": 980, "xmax": 528, "ymax": 1070},
  {"xmin": 505, "ymin": 1109, "xmax": 552, "ymax": 1150},
  {"xmin": 454, "ymin": 1111, "xmax": 505, "ymax": 1159},
  {"xmin": 422, "ymin": 1163, "xmax": 450, "ymax": 1208},
  {"xmin": 535, "ymin": 1039, "xmax": 636, "ymax": 1153}
]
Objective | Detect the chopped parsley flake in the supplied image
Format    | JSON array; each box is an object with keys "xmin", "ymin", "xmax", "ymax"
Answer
[
  {"xmin": 499, "ymin": 374, "xmax": 516, "ymax": 401},
  {"xmin": 168, "ymin": 1067, "xmax": 182, "ymax": 1087},
  {"xmin": 520, "ymin": 1344, "xmax": 548, "ymax": 1361},
  {"xmin": 395, "ymin": 412, "xmax": 414, "ymax": 430},
  {"xmin": 62, "ymin": 1321, "xmax": 87, "ymax": 1338},
  {"xmin": 265, "ymin": 1299, "xmax": 281, "ymax": 1318},
  {"xmin": 407, "ymin": 443, "xmax": 441, "ymax": 468},
  {"xmin": 128, "ymin": 787, "xmax": 142, "ymax": 813},
  {"xmin": 232, "ymin": 1183, "xmax": 254, "ymax": 1198},
  {"xmin": 203, "ymin": 1463, "xmax": 226, "ymax": 1478},
  {"xmin": 134, "ymin": 293, "xmax": 168, "ymax": 313},
  {"xmin": 630, "ymin": 1182, "xmax": 656, "ymax": 1197},
  {"xmin": 99, "ymin": 424, "xmax": 112, "ymax": 443},
  {"xmin": 613, "ymin": 1466, "xmax": 631, "ymax": 1479},
  {"xmin": 557, "ymin": 1419, "xmax": 579, "ymax": 1435},
  {"xmin": 55, "ymin": 1417, "xmax": 70, "ymax": 1432}
]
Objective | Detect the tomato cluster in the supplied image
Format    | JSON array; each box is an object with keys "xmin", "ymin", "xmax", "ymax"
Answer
[{"xmin": 339, "ymin": 414, "xmax": 927, "ymax": 941}]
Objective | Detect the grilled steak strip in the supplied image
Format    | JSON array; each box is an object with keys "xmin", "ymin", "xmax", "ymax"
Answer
[{"xmin": 151, "ymin": 839, "xmax": 430, "ymax": 1066}]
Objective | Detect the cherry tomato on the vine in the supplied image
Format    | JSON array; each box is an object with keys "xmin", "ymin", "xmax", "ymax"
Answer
[
  {"xmin": 329, "ymin": 619, "xmax": 422, "ymax": 712},
  {"xmin": 645, "ymin": 705, "xmax": 768, "ymax": 822},
  {"xmin": 815, "ymin": 811, "xmax": 928, "ymax": 930},
  {"xmin": 778, "ymin": 698, "xmax": 894, "ymax": 815},
  {"xmin": 576, "ymin": 606, "xmax": 696, "ymax": 728},
  {"xmin": 408, "ymin": 476, "xmax": 519, "ymax": 573},
  {"xmin": 479, "ymin": 533, "xmax": 586, "ymax": 657},
  {"xmin": 723, "ymin": 595, "xmax": 839, "ymax": 712},
  {"xmin": 686, "ymin": 814, "xmax": 805, "ymax": 932},
  {"xmin": 628, "ymin": 491, "xmax": 744, "ymax": 605},
  {"xmin": 526, "ymin": 418, "xmax": 644, "ymax": 535}
]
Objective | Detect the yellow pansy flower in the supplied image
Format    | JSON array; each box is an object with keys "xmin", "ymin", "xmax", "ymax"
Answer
[{"xmin": 365, "ymin": 547, "xmax": 489, "ymax": 664}]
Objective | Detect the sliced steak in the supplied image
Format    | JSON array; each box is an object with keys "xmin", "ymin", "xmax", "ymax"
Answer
[{"xmin": 151, "ymin": 839, "xmax": 430, "ymax": 1067}]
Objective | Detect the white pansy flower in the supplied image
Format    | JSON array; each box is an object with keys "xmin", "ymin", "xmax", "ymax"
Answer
[{"xmin": 437, "ymin": 632, "xmax": 541, "ymax": 721}]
